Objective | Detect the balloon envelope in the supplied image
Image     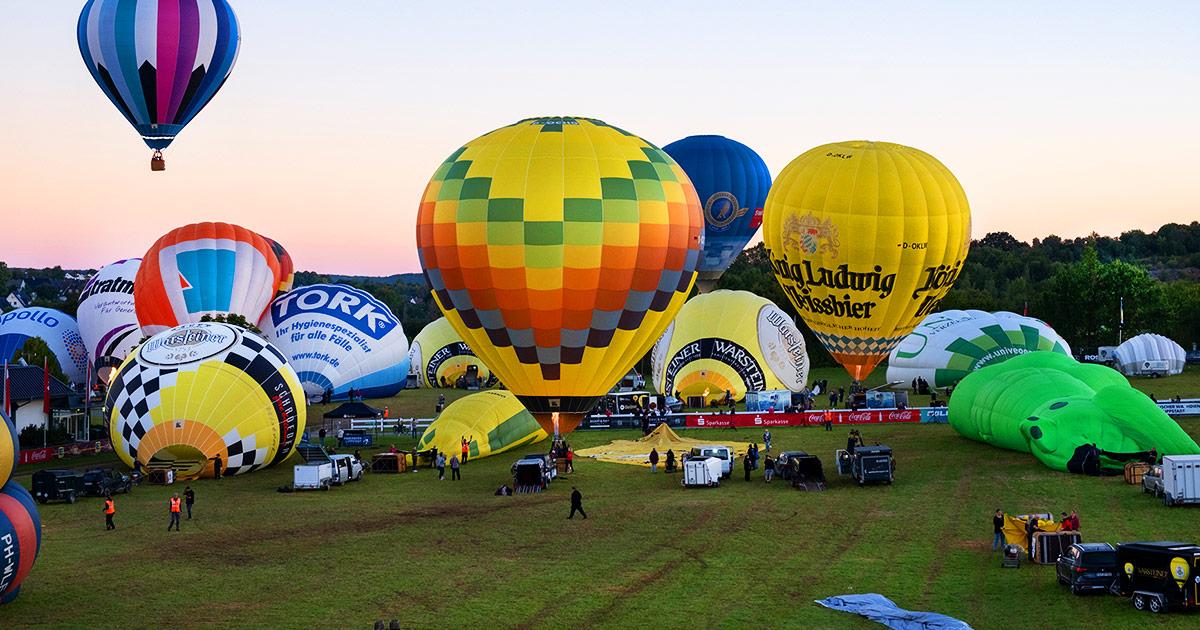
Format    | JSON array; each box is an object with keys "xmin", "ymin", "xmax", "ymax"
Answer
[
  {"xmin": 265, "ymin": 238, "xmax": 295, "ymax": 295},
  {"xmin": 416, "ymin": 117, "xmax": 703, "ymax": 433},
  {"xmin": 662, "ymin": 136, "xmax": 771, "ymax": 291},
  {"xmin": 1112, "ymin": 333, "xmax": 1186, "ymax": 376},
  {"xmin": 0, "ymin": 411, "xmax": 16, "ymax": 488},
  {"xmin": 135, "ymin": 222, "xmax": 281, "ymax": 336},
  {"xmin": 763, "ymin": 141, "xmax": 971, "ymax": 381},
  {"xmin": 78, "ymin": 259, "xmax": 142, "ymax": 383},
  {"xmin": 106, "ymin": 322, "xmax": 305, "ymax": 477},
  {"xmin": 0, "ymin": 308, "xmax": 89, "ymax": 384},
  {"xmin": 417, "ymin": 390, "xmax": 547, "ymax": 460},
  {"xmin": 651, "ymin": 290, "xmax": 809, "ymax": 404},
  {"xmin": 260, "ymin": 284, "xmax": 410, "ymax": 400},
  {"xmin": 887, "ymin": 310, "xmax": 1071, "ymax": 389},
  {"xmin": 409, "ymin": 317, "xmax": 490, "ymax": 388},
  {"xmin": 77, "ymin": 0, "xmax": 241, "ymax": 151},
  {"xmin": 0, "ymin": 481, "xmax": 41, "ymax": 605}
]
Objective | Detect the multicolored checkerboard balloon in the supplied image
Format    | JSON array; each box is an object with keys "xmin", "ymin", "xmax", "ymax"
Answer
[{"xmin": 417, "ymin": 117, "xmax": 703, "ymax": 432}]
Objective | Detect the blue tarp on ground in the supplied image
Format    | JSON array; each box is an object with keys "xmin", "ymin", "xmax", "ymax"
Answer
[{"xmin": 815, "ymin": 594, "xmax": 972, "ymax": 630}]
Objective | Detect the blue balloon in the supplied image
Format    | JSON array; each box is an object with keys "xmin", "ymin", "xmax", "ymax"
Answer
[{"xmin": 663, "ymin": 135, "xmax": 771, "ymax": 291}]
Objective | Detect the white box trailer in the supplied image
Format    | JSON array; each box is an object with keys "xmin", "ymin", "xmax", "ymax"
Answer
[
  {"xmin": 294, "ymin": 463, "xmax": 333, "ymax": 491},
  {"xmin": 682, "ymin": 456, "xmax": 722, "ymax": 488},
  {"xmin": 1160, "ymin": 455, "xmax": 1200, "ymax": 506}
]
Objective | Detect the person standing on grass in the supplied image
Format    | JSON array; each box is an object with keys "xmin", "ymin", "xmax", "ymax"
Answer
[
  {"xmin": 568, "ymin": 486, "xmax": 587, "ymax": 519},
  {"xmin": 749, "ymin": 443, "xmax": 759, "ymax": 470},
  {"xmin": 764, "ymin": 455, "xmax": 775, "ymax": 483},
  {"xmin": 743, "ymin": 453, "xmax": 752, "ymax": 481},
  {"xmin": 212, "ymin": 455, "xmax": 223, "ymax": 480},
  {"xmin": 1024, "ymin": 516, "xmax": 1041, "ymax": 559},
  {"xmin": 436, "ymin": 452, "xmax": 446, "ymax": 480},
  {"xmin": 992, "ymin": 509, "xmax": 1005, "ymax": 551},
  {"xmin": 103, "ymin": 495, "xmax": 116, "ymax": 530},
  {"xmin": 168, "ymin": 493, "xmax": 182, "ymax": 531},
  {"xmin": 566, "ymin": 447, "xmax": 574, "ymax": 473},
  {"xmin": 763, "ymin": 429, "xmax": 772, "ymax": 453},
  {"xmin": 460, "ymin": 436, "xmax": 470, "ymax": 464},
  {"xmin": 1068, "ymin": 509, "xmax": 1080, "ymax": 531},
  {"xmin": 450, "ymin": 454, "xmax": 461, "ymax": 480},
  {"xmin": 319, "ymin": 427, "xmax": 327, "ymax": 447},
  {"xmin": 649, "ymin": 448, "xmax": 659, "ymax": 473},
  {"xmin": 184, "ymin": 485, "xmax": 195, "ymax": 520}
]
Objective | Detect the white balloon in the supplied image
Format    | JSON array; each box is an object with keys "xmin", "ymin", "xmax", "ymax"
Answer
[
  {"xmin": 78, "ymin": 258, "xmax": 142, "ymax": 383},
  {"xmin": 1113, "ymin": 333, "xmax": 1186, "ymax": 376},
  {"xmin": 0, "ymin": 307, "xmax": 89, "ymax": 384}
]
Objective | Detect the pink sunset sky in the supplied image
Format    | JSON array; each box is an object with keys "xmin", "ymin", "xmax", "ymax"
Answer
[{"xmin": 2, "ymin": 1, "xmax": 1196, "ymax": 276}]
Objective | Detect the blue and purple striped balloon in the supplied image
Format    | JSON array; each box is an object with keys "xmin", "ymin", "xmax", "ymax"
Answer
[{"xmin": 77, "ymin": 0, "xmax": 241, "ymax": 152}]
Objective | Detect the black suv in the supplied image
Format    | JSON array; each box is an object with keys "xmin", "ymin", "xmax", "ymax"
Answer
[
  {"xmin": 1057, "ymin": 542, "xmax": 1118, "ymax": 594},
  {"xmin": 81, "ymin": 468, "xmax": 133, "ymax": 496}
]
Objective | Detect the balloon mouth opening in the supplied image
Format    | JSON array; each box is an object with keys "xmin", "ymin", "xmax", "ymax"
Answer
[
  {"xmin": 146, "ymin": 445, "xmax": 208, "ymax": 477},
  {"xmin": 533, "ymin": 412, "xmax": 582, "ymax": 436}
]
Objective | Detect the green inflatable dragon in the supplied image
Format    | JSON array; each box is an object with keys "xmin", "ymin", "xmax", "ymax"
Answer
[{"xmin": 948, "ymin": 352, "xmax": 1200, "ymax": 473}]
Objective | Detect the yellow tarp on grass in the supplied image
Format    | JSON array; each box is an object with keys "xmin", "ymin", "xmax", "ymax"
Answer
[
  {"xmin": 1002, "ymin": 514, "xmax": 1063, "ymax": 550},
  {"xmin": 575, "ymin": 424, "xmax": 747, "ymax": 467}
]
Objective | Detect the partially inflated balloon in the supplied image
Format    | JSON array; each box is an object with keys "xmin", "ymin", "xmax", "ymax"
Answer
[
  {"xmin": 662, "ymin": 136, "xmax": 771, "ymax": 292},
  {"xmin": 417, "ymin": 117, "xmax": 703, "ymax": 433},
  {"xmin": 409, "ymin": 317, "xmax": 491, "ymax": 388},
  {"xmin": 260, "ymin": 284, "xmax": 410, "ymax": 400},
  {"xmin": 887, "ymin": 310, "xmax": 1071, "ymax": 389},
  {"xmin": 0, "ymin": 481, "xmax": 41, "ymax": 605},
  {"xmin": 135, "ymin": 222, "xmax": 281, "ymax": 336},
  {"xmin": 265, "ymin": 237, "xmax": 295, "ymax": 295},
  {"xmin": 78, "ymin": 259, "xmax": 142, "ymax": 383},
  {"xmin": 0, "ymin": 308, "xmax": 89, "ymax": 384},
  {"xmin": 650, "ymin": 290, "xmax": 809, "ymax": 404},
  {"xmin": 417, "ymin": 390, "xmax": 547, "ymax": 460},
  {"xmin": 106, "ymin": 322, "xmax": 305, "ymax": 477},
  {"xmin": 764, "ymin": 141, "xmax": 971, "ymax": 381},
  {"xmin": 0, "ymin": 411, "xmax": 16, "ymax": 488},
  {"xmin": 77, "ymin": 0, "xmax": 240, "ymax": 168}
]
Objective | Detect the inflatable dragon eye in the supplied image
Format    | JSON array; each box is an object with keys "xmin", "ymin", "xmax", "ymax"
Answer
[
  {"xmin": 106, "ymin": 322, "xmax": 305, "ymax": 477},
  {"xmin": 764, "ymin": 141, "xmax": 971, "ymax": 382},
  {"xmin": 417, "ymin": 117, "xmax": 703, "ymax": 434}
]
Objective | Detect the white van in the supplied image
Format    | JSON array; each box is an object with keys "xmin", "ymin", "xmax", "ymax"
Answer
[
  {"xmin": 690, "ymin": 445, "xmax": 733, "ymax": 478},
  {"xmin": 330, "ymin": 454, "xmax": 364, "ymax": 485}
]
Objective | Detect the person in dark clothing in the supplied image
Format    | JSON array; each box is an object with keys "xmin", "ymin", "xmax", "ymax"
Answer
[
  {"xmin": 103, "ymin": 495, "xmax": 116, "ymax": 530},
  {"xmin": 318, "ymin": 427, "xmax": 327, "ymax": 447},
  {"xmin": 749, "ymin": 444, "xmax": 759, "ymax": 470},
  {"xmin": 846, "ymin": 432, "xmax": 858, "ymax": 454},
  {"xmin": 213, "ymin": 455, "xmax": 223, "ymax": 480},
  {"xmin": 743, "ymin": 454, "xmax": 752, "ymax": 481},
  {"xmin": 184, "ymin": 486, "xmax": 195, "ymax": 520},
  {"xmin": 449, "ymin": 454, "xmax": 461, "ymax": 480},
  {"xmin": 992, "ymin": 509, "xmax": 1005, "ymax": 551},
  {"xmin": 1025, "ymin": 516, "xmax": 1041, "ymax": 559},
  {"xmin": 665, "ymin": 449, "xmax": 676, "ymax": 473},
  {"xmin": 568, "ymin": 487, "xmax": 587, "ymax": 519},
  {"xmin": 649, "ymin": 448, "xmax": 660, "ymax": 473}
]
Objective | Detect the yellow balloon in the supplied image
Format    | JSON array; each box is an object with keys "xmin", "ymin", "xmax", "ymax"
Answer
[
  {"xmin": 417, "ymin": 390, "xmax": 547, "ymax": 460},
  {"xmin": 409, "ymin": 317, "xmax": 492, "ymax": 388},
  {"xmin": 763, "ymin": 141, "xmax": 970, "ymax": 381}
]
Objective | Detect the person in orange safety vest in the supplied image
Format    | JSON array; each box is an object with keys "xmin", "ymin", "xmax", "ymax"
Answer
[
  {"xmin": 168, "ymin": 493, "xmax": 182, "ymax": 531},
  {"xmin": 103, "ymin": 495, "xmax": 116, "ymax": 531}
]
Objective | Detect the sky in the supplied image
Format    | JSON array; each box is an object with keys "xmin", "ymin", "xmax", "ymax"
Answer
[{"xmin": 1, "ymin": 1, "xmax": 1197, "ymax": 276}]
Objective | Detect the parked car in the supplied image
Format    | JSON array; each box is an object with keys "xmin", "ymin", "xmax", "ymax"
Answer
[
  {"xmin": 31, "ymin": 469, "xmax": 85, "ymax": 504},
  {"xmin": 1116, "ymin": 541, "xmax": 1200, "ymax": 613},
  {"xmin": 329, "ymin": 454, "xmax": 364, "ymax": 484},
  {"xmin": 1056, "ymin": 543, "xmax": 1118, "ymax": 595},
  {"xmin": 81, "ymin": 468, "xmax": 133, "ymax": 496},
  {"xmin": 664, "ymin": 396, "xmax": 684, "ymax": 413},
  {"xmin": 1142, "ymin": 465, "xmax": 1164, "ymax": 498},
  {"xmin": 689, "ymin": 445, "xmax": 733, "ymax": 478}
]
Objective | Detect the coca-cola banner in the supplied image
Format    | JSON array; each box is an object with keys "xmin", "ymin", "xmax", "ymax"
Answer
[
  {"xmin": 18, "ymin": 439, "xmax": 113, "ymax": 465},
  {"xmin": 684, "ymin": 408, "xmax": 926, "ymax": 429}
]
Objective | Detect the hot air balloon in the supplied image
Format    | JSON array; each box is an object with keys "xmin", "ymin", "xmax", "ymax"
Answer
[
  {"xmin": 0, "ymin": 308, "xmax": 89, "ymax": 384},
  {"xmin": 106, "ymin": 322, "xmax": 305, "ymax": 477},
  {"xmin": 1112, "ymin": 333, "xmax": 1186, "ymax": 377},
  {"xmin": 409, "ymin": 317, "xmax": 491, "ymax": 388},
  {"xmin": 77, "ymin": 0, "xmax": 241, "ymax": 170},
  {"xmin": 763, "ymin": 141, "xmax": 971, "ymax": 382},
  {"xmin": 417, "ymin": 116, "xmax": 703, "ymax": 435},
  {"xmin": 0, "ymin": 481, "xmax": 42, "ymax": 605},
  {"xmin": 260, "ymin": 284, "xmax": 410, "ymax": 400},
  {"xmin": 78, "ymin": 259, "xmax": 142, "ymax": 384},
  {"xmin": 265, "ymin": 237, "xmax": 295, "ymax": 295},
  {"xmin": 417, "ymin": 390, "xmax": 547, "ymax": 461},
  {"xmin": 650, "ymin": 290, "xmax": 809, "ymax": 405},
  {"xmin": 1, "ymin": 411, "xmax": 16, "ymax": 488},
  {"xmin": 662, "ymin": 135, "xmax": 771, "ymax": 292},
  {"xmin": 135, "ymin": 222, "xmax": 281, "ymax": 336},
  {"xmin": 887, "ymin": 310, "xmax": 1071, "ymax": 389}
]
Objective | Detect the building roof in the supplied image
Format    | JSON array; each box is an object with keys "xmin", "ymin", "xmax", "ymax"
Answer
[{"xmin": 3, "ymin": 365, "xmax": 73, "ymax": 403}]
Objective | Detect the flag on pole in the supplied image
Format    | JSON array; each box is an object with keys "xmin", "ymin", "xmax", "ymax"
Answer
[
  {"xmin": 1119, "ymin": 296, "xmax": 1125, "ymax": 326},
  {"xmin": 43, "ymin": 357, "xmax": 51, "ymax": 415},
  {"xmin": 1023, "ymin": 301, "xmax": 1028, "ymax": 317},
  {"xmin": 3, "ymin": 361, "xmax": 10, "ymax": 417}
]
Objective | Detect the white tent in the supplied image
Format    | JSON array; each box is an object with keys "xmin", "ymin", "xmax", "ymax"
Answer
[{"xmin": 1113, "ymin": 333, "xmax": 1186, "ymax": 376}]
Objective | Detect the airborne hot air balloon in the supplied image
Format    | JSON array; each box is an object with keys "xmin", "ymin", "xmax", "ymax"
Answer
[
  {"xmin": 662, "ymin": 136, "xmax": 771, "ymax": 292},
  {"xmin": 260, "ymin": 284, "xmax": 410, "ymax": 400},
  {"xmin": 77, "ymin": 0, "xmax": 241, "ymax": 170},
  {"xmin": 0, "ymin": 481, "xmax": 42, "ymax": 605},
  {"xmin": 417, "ymin": 117, "xmax": 703, "ymax": 435},
  {"xmin": 135, "ymin": 222, "xmax": 281, "ymax": 336},
  {"xmin": 78, "ymin": 259, "xmax": 142, "ymax": 384},
  {"xmin": 0, "ymin": 308, "xmax": 89, "ymax": 385},
  {"xmin": 650, "ymin": 290, "xmax": 809, "ymax": 405},
  {"xmin": 106, "ymin": 322, "xmax": 305, "ymax": 477},
  {"xmin": 887, "ymin": 310, "xmax": 1071, "ymax": 389},
  {"xmin": 409, "ymin": 317, "xmax": 491, "ymax": 388},
  {"xmin": 763, "ymin": 141, "xmax": 971, "ymax": 382}
]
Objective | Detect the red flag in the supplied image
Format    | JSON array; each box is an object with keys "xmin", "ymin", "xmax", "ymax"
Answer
[
  {"xmin": 43, "ymin": 357, "xmax": 51, "ymax": 415},
  {"xmin": 1023, "ymin": 301, "xmax": 1028, "ymax": 317}
]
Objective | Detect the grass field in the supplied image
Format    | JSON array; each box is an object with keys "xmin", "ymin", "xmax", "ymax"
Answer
[{"xmin": 3, "ymin": 367, "xmax": 1199, "ymax": 628}]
